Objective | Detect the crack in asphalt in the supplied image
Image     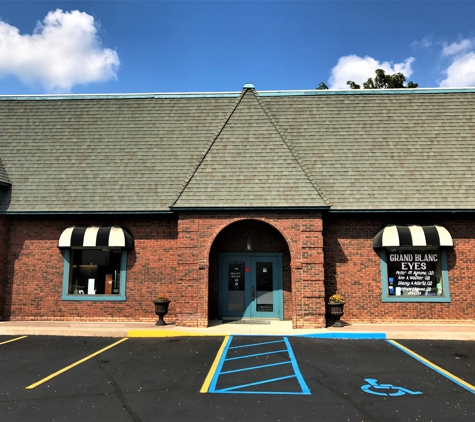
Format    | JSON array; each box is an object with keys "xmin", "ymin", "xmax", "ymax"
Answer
[{"xmin": 96, "ymin": 356, "xmax": 142, "ymax": 422}]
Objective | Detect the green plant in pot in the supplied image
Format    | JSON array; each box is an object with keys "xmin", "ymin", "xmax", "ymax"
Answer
[
  {"xmin": 153, "ymin": 294, "xmax": 171, "ymax": 326},
  {"xmin": 328, "ymin": 293, "xmax": 345, "ymax": 327}
]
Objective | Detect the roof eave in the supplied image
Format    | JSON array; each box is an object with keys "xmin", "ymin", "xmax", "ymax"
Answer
[
  {"xmin": 328, "ymin": 208, "xmax": 475, "ymax": 213},
  {"xmin": 170, "ymin": 206, "xmax": 331, "ymax": 212},
  {"xmin": 1, "ymin": 210, "xmax": 175, "ymax": 216}
]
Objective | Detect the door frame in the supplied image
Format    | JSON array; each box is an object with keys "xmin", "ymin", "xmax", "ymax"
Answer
[{"xmin": 218, "ymin": 252, "xmax": 283, "ymax": 320}]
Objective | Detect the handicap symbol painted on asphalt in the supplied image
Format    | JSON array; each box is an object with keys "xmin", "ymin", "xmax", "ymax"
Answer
[{"xmin": 361, "ymin": 378, "xmax": 423, "ymax": 397}]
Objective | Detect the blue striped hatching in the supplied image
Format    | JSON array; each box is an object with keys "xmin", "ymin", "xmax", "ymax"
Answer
[{"xmin": 208, "ymin": 336, "xmax": 310, "ymax": 395}]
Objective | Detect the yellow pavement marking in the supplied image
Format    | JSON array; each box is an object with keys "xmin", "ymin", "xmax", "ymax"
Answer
[
  {"xmin": 25, "ymin": 338, "xmax": 128, "ymax": 390},
  {"xmin": 128, "ymin": 329, "xmax": 223, "ymax": 337},
  {"xmin": 200, "ymin": 336, "xmax": 230, "ymax": 393},
  {"xmin": 0, "ymin": 336, "xmax": 27, "ymax": 345},
  {"xmin": 388, "ymin": 340, "xmax": 475, "ymax": 394}
]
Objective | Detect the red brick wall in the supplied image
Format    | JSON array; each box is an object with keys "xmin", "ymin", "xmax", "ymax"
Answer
[
  {"xmin": 4, "ymin": 212, "xmax": 473, "ymax": 326},
  {"xmin": 3, "ymin": 213, "xmax": 326, "ymax": 328},
  {"xmin": 4, "ymin": 217, "xmax": 178, "ymax": 322},
  {"xmin": 0, "ymin": 216, "xmax": 9, "ymax": 319},
  {"xmin": 324, "ymin": 214, "xmax": 475, "ymax": 324}
]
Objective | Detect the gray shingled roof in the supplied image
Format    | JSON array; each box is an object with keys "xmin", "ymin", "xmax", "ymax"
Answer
[
  {"xmin": 0, "ymin": 157, "xmax": 10, "ymax": 186},
  {"xmin": 262, "ymin": 91, "xmax": 475, "ymax": 210},
  {"xmin": 172, "ymin": 87, "xmax": 329, "ymax": 208},
  {"xmin": 1, "ymin": 87, "xmax": 475, "ymax": 213},
  {"xmin": 0, "ymin": 95, "xmax": 236, "ymax": 212}
]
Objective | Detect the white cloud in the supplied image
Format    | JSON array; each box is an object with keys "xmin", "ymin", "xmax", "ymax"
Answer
[
  {"xmin": 440, "ymin": 52, "xmax": 475, "ymax": 87},
  {"xmin": 441, "ymin": 39, "xmax": 473, "ymax": 56},
  {"xmin": 328, "ymin": 55, "xmax": 415, "ymax": 89},
  {"xmin": 438, "ymin": 37, "xmax": 475, "ymax": 87},
  {"xmin": 0, "ymin": 9, "xmax": 119, "ymax": 92}
]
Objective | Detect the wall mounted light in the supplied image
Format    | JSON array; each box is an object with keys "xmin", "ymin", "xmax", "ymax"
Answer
[{"xmin": 246, "ymin": 237, "xmax": 253, "ymax": 251}]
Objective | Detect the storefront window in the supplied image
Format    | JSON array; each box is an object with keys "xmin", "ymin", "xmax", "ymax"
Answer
[
  {"xmin": 70, "ymin": 249, "xmax": 122, "ymax": 295},
  {"xmin": 380, "ymin": 248, "xmax": 450, "ymax": 302},
  {"xmin": 61, "ymin": 248, "xmax": 128, "ymax": 301}
]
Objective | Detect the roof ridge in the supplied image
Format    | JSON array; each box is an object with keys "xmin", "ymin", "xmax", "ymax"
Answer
[
  {"xmin": 170, "ymin": 87, "xmax": 249, "ymax": 208},
  {"xmin": 248, "ymin": 88, "xmax": 332, "ymax": 207}
]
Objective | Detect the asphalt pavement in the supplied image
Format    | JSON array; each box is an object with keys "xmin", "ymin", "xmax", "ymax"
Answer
[{"xmin": 0, "ymin": 335, "xmax": 474, "ymax": 421}]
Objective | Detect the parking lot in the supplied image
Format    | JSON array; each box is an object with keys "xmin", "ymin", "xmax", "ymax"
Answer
[{"xmin": 0, "ymin": 334, "xmax": 474, "ymax": 421}]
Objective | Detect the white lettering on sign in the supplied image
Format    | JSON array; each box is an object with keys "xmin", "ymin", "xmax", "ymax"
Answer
[
  {"xmin": 387, "ymin": 250, "xmax": 440, "ymax": 297},
  {"xmin": 401, "ymin": 262, "xmax": 427, "ymax": 270},
  {"xmin": 390, "ymin": 254, "xmax": 413, "ymax": 262},
  {"xmin": 390, "ymin": 253, "xmax": 438, "ymax": 262}
]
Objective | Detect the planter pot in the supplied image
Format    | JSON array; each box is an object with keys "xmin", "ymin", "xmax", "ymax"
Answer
[
  {"xmin": 153, "ymin": 300, "xmax": 171, "ymax": 326},
  {"xmin": 328, "ymin": 302, "xmax": 345, "ymax": 327}
]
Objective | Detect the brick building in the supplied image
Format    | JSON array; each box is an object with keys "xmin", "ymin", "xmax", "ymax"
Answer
[{"xmin": 1, "ymin": 84, "xmax": 474, "ymax": 328}]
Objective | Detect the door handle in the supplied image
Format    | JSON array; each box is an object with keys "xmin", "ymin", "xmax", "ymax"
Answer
[{"xmin": 252, "ymin": 286, "xmax": 255, "ymax": 301}]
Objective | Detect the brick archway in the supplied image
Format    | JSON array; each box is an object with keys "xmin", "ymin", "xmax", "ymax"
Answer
[
  {"xmin": 175, "ymin": 213, "xmax": 325, "ymax": 328},
  {"xmin": 208, "ymin": 219, "xmax": 291, "ymax": 321}
]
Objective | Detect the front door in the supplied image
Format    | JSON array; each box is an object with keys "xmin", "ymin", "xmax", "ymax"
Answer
[{"xmin": 219, "ymin": 253, "xmax": 283, "ymax": 320}]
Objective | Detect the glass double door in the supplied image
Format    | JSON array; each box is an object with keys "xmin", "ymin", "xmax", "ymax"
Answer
[{"xmin": 219, "ymin": 253, "xmax": 283, "ymax": 320}]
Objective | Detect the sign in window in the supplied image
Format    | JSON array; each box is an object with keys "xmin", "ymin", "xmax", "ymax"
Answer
[{"xmin": 386, "ymin": 249, "xmax": 442, "ymax": 297}]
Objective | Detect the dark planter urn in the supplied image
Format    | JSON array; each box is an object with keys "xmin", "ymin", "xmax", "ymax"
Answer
[
  {"xmin": 153, "ymin": 300, "xmax": 171, "ymax": 326},
  {"xmin": 329, "ymin": 302, "xmax": 345, "ymax": 327}
]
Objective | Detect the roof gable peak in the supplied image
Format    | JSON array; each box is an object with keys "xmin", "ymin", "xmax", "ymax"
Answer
[{"xmin": 172, "ymin": 84, "xmax": 330, "ymax": 209}]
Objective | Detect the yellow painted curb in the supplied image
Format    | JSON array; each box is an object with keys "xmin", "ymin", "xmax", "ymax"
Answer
[{"xmin": 127, "ymin": 329, "xmax": 225, "ymax": 338}]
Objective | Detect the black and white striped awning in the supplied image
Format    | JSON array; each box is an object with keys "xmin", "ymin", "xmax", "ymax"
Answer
[
  {"xmin": 58, "ymin": 225, "xmax": 134, "ymax": 248},
  {"xmin": 373, "ymin": 224, "xmax": 453, "ymax": 248}
]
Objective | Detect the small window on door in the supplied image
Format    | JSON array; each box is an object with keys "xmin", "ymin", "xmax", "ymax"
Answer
[
  {"xmin": 256, "ymin": 262, "xmax": 273, "ymax": 312},
  {"xmin": 228, "ymin": 262, "xmax": 245, "ymax": 311}
]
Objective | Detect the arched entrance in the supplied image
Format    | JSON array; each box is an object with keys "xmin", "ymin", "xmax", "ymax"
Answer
[{"xmin": 208, "ymin": 220, "xmax": 291, "ymax": 321}]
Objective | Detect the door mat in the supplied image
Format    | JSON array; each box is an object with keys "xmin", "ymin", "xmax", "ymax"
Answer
[{"xmin": 223, "ymin": 320, "xmax": 271, "ymax": 325}]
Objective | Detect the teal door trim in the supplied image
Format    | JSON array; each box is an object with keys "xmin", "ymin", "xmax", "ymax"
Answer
[{"xmin": 218, "ymin": 252, "xmax": 283, "ymax": 320}]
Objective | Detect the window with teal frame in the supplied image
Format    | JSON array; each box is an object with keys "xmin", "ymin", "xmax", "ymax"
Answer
[
  {"xmin": 61, "ymin": 248, "xmax": 128, "ymax": 301},
  {"xmin": 380, "ymin": 248, "xmax": 450, "ymax": 302}
]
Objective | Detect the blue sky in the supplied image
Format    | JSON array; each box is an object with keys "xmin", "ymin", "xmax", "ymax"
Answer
[{"xmin": 1, "ymin": 0, "xmax": 475, "ymax": 94}]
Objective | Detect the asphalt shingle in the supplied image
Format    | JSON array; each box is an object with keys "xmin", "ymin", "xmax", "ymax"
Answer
[
  {"xmin": 0, "ymin": 157, "xmax": 10, "ymax": 186},
  {"xmin": 172, "ymin": 88, "xmax": 328, "ymax": 208},
  {"xmin": 1, "ymin": 88, "xmax": 475, "ymax": 213}
]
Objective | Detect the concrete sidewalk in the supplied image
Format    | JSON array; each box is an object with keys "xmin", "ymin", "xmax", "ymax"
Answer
[{"xmin": 0, "ymin": 320, "xmax": 474, "ymax": 340}]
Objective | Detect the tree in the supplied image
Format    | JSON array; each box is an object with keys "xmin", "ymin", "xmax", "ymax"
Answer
[
  {"xmin": 347, "ymin": 69, "xmax": 418, "ymax": 89},
  {"xmin": 316, "ymin": 82, "xmax": 328, "ymax": 90},
  {"xmin": 347, "ymin": 81, "xmax": 361, "ymax": 89}
]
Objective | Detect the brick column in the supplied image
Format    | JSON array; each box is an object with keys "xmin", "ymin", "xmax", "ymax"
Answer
[
  {"xmin": 0, "ymin": 216, "xmax": 9, "ymax": 319},
  {"xmin": 291, "ymin": 215, "xmax": 326, "ymax": 328},
  {"xmin": 175, "ymin": 215, "xmax": 209, "ymax": 327}
]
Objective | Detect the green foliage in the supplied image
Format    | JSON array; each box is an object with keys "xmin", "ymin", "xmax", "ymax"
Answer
[
  {"xmin": 347, "ymin": 69, "xmax": 418, "ymax": 89},
  {"xmin": 316, "ymin": 82, "xmax": 329, "ymax": 90},
  {"xmin": 347, "ymin": 81, "xmax": 361, "ymax": 89}
]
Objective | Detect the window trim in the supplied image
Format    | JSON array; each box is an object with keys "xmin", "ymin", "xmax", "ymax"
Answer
[
  {"xmin": 380, "ymin": 248, "xmax": 451, "ymax": 303},
  {"xmin": 61, "ymin": 248, "xmax": 127, "ymax": 301}
]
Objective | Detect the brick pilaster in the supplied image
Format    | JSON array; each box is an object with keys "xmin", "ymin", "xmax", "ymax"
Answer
[
  {"xmin": 175, "ymin": 216, "xmax": 209, "ymax": 327},
  {"xmin": 291, "ymin": 216, "xmax": 326, "ymax": 328},
  {"xmin": 0, "ymin": 216, "xmax": 9, "ymax": 319}
]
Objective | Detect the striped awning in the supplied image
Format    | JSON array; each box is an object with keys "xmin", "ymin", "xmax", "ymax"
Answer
[
  {"xmin": 58, "ymin": 225, "xmax": 134, "ymax": 248},
  {"xmin": 373, "ymin": 224, "xmax": 453, "ymax": 248}
]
